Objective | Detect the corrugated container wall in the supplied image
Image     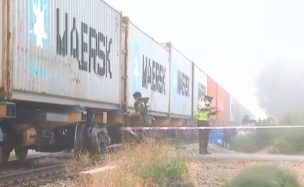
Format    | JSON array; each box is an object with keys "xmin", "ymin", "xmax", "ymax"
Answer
[
  {"xmin": 192, "ymin": 65, "xmax": 207, "ymax": 117},
  {"xmin": 168, "ymin": 44, "xmax": 193, "ymax": 117},
  {"xmin": 230, "ymin": 96, "xmax": 252, "ymax": 125},
  {"xmin": 230, "ymin": 96, "xmax": 237, "ymax": 123},
  {"xmin": 207, "ymin": 76, "xmax": 217, "ymax": 111},
  {"xmin": 8, "ymin": 0, "xmax": 122, "ymax": 109},
  {"xmin": 230, "ymin": 96, "xmax": 242, "ymax": 124},
  {"xmin": 125, "ymin": 20, "xmax": 170, "ymax": 115},
  {"xmin": 216, "ymin": 84, "xmax": 230, "ymax": 124},
  {"xmin": 207, "ymin": 76, "xmax": 230, "ymax": 124}
]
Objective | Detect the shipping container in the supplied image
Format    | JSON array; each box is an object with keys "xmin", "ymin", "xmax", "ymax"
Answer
[
  {"xmin": 207, "ymin": 76, "xmax": 230, "ymax": 124},
  {"xmin": 3, "ymin": 0, "xmax": 122, "ymax": 109},
  {"xmin": 192, "ymin": 65, "xmax": 207, "ymax": 117},
  {"xmin": 230, "ymin": 96, "xmax": 240, "ymax": 124},
  {"xmin": 207, "ymin": 75, "xmax": 218, "ymax": 110},
  {"xmin": 230, "ymin": 96, "xmax": 255, "ymax": 125},
  {"xmin": 166, "ymin": 44, "xmax": 193, "ymax": 117},
  {"xmin": 216, "ymin": 84, "xmax": 230, "ymax": 124},
  {"xmin": 123, "ymin": 19, "xmax": 170, "ymax": 115}
]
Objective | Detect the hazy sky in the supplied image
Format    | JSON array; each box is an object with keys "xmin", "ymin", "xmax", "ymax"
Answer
[{"xmin": 108, "ymin": 0, "xmax": 304, "ymax": 118}]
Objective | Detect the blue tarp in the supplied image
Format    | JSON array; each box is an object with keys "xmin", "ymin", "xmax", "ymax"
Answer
[{"xmin": 209, "ymin": 129, "xmax": 225, "ymax": 147}]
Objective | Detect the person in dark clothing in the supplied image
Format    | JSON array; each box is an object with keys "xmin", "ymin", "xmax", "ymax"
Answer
[
  {"xmin": 129, "ymin": 92, "xmax": 148, "ymax": 126},
  {"xmin": 125, "ymin": 92, "xmax": 149, "ymax": 142}
]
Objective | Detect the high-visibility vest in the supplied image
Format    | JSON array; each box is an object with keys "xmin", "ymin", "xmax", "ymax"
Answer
[{"xmin": 197, "ymin": 111, "xmax": 209, "ymax": 122}]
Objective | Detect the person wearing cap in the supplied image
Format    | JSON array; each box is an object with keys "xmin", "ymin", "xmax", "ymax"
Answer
[
  {"xmin": 197, "ymin": 95, "xmax": 218, "ymax": 154},
  {"xmin": 129, "ymin": 91, "xmax": 148, "ymax": 126}
]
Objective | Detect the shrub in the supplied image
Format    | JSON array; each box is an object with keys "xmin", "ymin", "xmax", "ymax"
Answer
[
  {"xmin": 273, "ymin": 129, "xmax": 304, "ymax": 154},
  {"xmin": 279, "ymin": 111, "xmax": 304, "ymax": 125},
  {"xmin": 230, "ymin": 128, "xmax": 304, "ymax": 154},
  {"xmin": 229, "ymin": 128, "xmax": 282, "ymax": 153},
  {"xmin": 230, "ymin": 133, "xmax": 259, "ymax": 153},
  {"xmin": 140, "ymin": 150, "xmax": 189, "ymax": 186},
  {"xmin": 223, "ymin": 165, "xmax": 300, "ymax": 187},
  {"xmin": 73, "ymin": 139, "xmax": 190, "ymax": 187}
]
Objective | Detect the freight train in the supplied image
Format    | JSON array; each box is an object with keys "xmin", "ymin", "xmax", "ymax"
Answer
[{"xmin": 0, "ymin": 0, "xmax": 253, "ymax": 163}]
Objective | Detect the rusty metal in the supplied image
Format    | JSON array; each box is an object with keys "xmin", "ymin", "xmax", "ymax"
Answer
[
  {"xmin": 2, "ymin": 0, "xmax": 10, "ymax": 100},
  {"xmin": 216, "ymin": 84, "xmax": 230, "ymax": 124},
  {"xmin": 21, "ymin": 127, "xmax": 38, "ymax": 146},
  {"xmin": 0, "ymin": 102, "xmax": 16, "ymax": 118},
  {"xmin": 207, "ymin": 76, "xmax": 231, "ymax": 124},
  {"xmin": 121, "ymin": 17, "xmax": 129, "ymax": 112},
  {"xmin": 68, "ymin": 112, "xmax": 86, "ymax": 124},
  {"xmin": 207, "ymin": 75, "xmax": 218, "ymax": 120}
]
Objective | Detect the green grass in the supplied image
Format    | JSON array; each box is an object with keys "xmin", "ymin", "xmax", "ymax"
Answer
[
  {"xmin": 140, "ymin": 150, "xmax": 189, "ymax": 187},
  {"xmin": 223, "ymin": 165, "xmax": 300, "ymax": 187},
  {"xmin": 229, "ymin": 129, "xmax": 277, "ymax": 153},
  {"xmin": 273, "ymin": 129, "xmax": 304, "ymax": 154},
  {"xmin": 279, "ymin": 111, "xmax": 304, "ymax": 125},
  {"xmin": 230, "ymin": 128, "xmax": 304, "ymax": 154},
  {"xmin": 230, "ymin": 133, "xmax": 259, "ymax": 153}
]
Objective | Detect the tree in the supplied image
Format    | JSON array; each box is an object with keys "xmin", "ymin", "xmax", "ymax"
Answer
[{"xmin": 256, "ymin": 61, "xmax": 304, "ymax": 117}]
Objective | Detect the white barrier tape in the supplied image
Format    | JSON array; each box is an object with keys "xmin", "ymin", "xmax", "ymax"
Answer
[{"xmin": 123, "ymin": 125, "xmax": 304, "ymax": 131}]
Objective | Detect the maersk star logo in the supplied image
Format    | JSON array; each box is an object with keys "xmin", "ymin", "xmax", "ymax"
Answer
[
  {"xmin": 133, "ymin": 54, "xmax": 140, "ymax": 81},
  {"xmin": 132, "ymin": 42, "xmax": 141, "ymax": 92},
  {"xmin": 29, "ymin": 0, "xmax": 50, "ymax": 48}
]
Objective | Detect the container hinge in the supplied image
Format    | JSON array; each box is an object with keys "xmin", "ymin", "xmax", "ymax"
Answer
[
  {"xmin": 122, "ymin": 49, "xmax": 128, "ymax": 55},
  {"xmin": 121, "ymin": 75, "xmax": 127, "ymax": 80}
]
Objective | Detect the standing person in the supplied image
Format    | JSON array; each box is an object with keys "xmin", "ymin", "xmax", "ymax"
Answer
[{"xmin": 197, "ymin": 95, "xmax": 218, "ymax": 154}]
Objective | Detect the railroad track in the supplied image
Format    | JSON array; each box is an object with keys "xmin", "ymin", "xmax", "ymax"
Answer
[
  {"xmin": 0, "ymin": 146, "xmax": 121, "ymax": 186},
  {"xmin": 0, "ymin": 152, "xmax": 74, "ymax": 186},
  {"xmin": 2, "ymin": 152, "xmax": 71, "ymax": 168},
  {"xmin": 0, "ymin": 164, "xmax": 65, "ymax": 186}
]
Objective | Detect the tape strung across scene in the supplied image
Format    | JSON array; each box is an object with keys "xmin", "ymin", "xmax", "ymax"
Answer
[{"xmin": 123, "ymin": 125, "xmax": 304, "ymax": 131}]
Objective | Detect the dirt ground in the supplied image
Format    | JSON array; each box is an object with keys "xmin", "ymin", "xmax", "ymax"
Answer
[
  {"xmin": 37, "ymin": 143, "xmax": 304, "ymax": 187},
  {"xmin": 37, "ymin": 159, "xmax": 304, "ymax": 187}
]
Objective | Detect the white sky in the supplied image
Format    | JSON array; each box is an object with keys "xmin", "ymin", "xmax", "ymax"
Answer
[{"xmin": 108, "ymin": 0, "xmax": 304, "ymax": 118}]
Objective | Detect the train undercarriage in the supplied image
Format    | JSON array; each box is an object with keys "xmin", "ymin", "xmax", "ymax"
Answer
[
  {"xmin": 0, "ymin": 101, "xmax": 125, "ymax": 164},
  {"xmin": 0, "ymin": 99, "xmax": 192, "ymax": 164}
]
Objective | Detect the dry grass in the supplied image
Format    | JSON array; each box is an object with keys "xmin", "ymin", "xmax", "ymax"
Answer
[
  {"xmin": 66, "ymin": 152, "xmax": 94, "ymax": 174},
  {"xmin": 69, "ymin": 138, "xmax": 190, "ymax": 187}
]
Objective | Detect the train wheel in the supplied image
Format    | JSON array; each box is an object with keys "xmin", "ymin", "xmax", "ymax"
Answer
[
  {"xmin": 89, "ymin": 126, "xmax": 110, "ymax": 154},
  {"xmin": 0, "ymin": 127, "xmax": 3, "ymax": 162},
  {"xmin": 107, "ymin": 125, "xmax": 123, "ymax": 144},
  {"xmin": 14, "ymin": 146, "xmax": 28, "ymax": 161},
  {"xmin": 0, "ymin": 127, "xmax": 12, "ymax": 163},
  {"xmin": 1, "ymin": 147, "xmax": 11, "ymax": 163},
  {"xmin": 74, "ymin": 123, "xmax": 88, "ymax": 154}
]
